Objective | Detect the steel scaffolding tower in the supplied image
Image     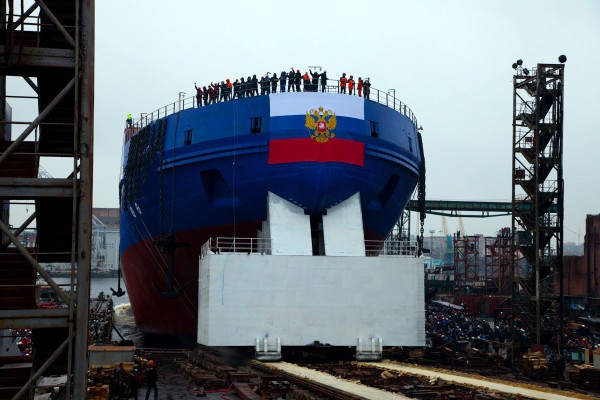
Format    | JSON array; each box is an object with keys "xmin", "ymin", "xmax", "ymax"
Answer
[
  {"xmin": 454, "ymin": 235, "xmax": 480, "ymax": 285},
  {"xmin": 511, "ymin": 58, "xmax": 565, "ymax": 345},
  {"xmin": 484, "ymin": 228, "xmax": 512, "ymax": 293},
  {"xmin": 0, "ymin": 1, "xmax": 94, "ymax": 398}
]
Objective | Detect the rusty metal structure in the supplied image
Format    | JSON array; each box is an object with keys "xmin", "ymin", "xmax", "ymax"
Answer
[
  {"xmin": 511, "ymin": 58, "xmax": 565, "ymax": 345},
  {"xmin": 484, "ymin": 228, "xmax": 512, "ymax": 293},
  {"xmin": 453, "ymin": 234, "xmax": 480, "ymax": 286},
  {"xmin": 0, "ymin": 1, "xmax": 94, "ymax": 398}
]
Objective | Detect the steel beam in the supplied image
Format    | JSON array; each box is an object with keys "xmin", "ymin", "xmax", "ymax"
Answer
[
  {"xmin": 0, "ymin": 46, "xmax": 75, "ymax": 69},
  {"xmin": 1, "ymin": 211, "xmax": 35, "ymax": 249},
  {"xmin": 11, "ymin": 337, "xmax": 70, "ymax": 400},
  {"xmin": 72, "ymin": 0, "xmax": 95, "ymax": 398},
  {"xmin": 0, "ymin": 218, "xmax": 70, "ymax": 304},
  {"xmin": 36, "ymin": 0, "xmax": 76, "ymax": 48},
  {"xmin": 0, "ymin": 77, "xmax": 75, "ymax": 167},
  {"xmin": 0, "ymin": 308, "xmax": 69, "ymax": 329},
  {"xmin": 0, "ymin": 177, "xmax": 75, "ymax": 198}
]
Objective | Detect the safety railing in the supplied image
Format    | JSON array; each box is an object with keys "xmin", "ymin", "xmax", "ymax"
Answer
[
  {"xmin": 364, "ymin": 240, "xmax": 417, "ymax": 257},
  {"xmin": 200, "ymin": 237, "xmax": 416, "ymax": 259},
  {"xmin": 128, "ymin": 78, "xmax": 419, "ymax": 133},
  {"xmin": 200, "ymin": 237, "xmax": 272, "ymax": 259}
]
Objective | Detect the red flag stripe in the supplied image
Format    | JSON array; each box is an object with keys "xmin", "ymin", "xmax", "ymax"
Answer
[{"xmin": 268, "ymin": 138, "xmax": 364, "ymax": 166}]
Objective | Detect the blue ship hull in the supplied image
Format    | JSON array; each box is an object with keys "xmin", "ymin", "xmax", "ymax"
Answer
[{"xmin": 119, "ymin": 92, "xmax": 423, "ymax": 337}]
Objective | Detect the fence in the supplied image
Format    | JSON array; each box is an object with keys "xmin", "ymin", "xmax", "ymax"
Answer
[{"xmin": 200, "ymin": 237, "xmax": 416, "ymax": 259}]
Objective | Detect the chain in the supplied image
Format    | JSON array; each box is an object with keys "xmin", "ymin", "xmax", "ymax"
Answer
[
  {"xmin": 417, "ymin": 131, "xmax": 426, "ymax": 256},
  {"xmin": 157, "ymin": 119, "xmax": 167, "ymax": 238}
]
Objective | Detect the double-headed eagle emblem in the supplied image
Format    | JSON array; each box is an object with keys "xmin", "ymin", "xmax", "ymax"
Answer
[{"xmin": 305, "ymin": 106, "xmax": 337, "ymax": 143}]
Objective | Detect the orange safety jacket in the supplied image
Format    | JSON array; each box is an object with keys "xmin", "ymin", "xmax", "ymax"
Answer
[{"xmin": 340, "ymin": 76, "xmax": 347, "ymax": 87}]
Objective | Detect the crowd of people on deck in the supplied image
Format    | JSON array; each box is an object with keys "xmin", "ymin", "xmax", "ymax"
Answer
[{"xmin": 193, "ymin": 68, "xmax": 372, "ymax": 107}]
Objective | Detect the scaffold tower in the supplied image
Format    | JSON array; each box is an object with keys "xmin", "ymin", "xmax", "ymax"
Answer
[
  {"xmin": 484, "ymin": 228, "xmax": 512, "ymax": 293},
  {"xmin": 454, "ymin": 234, "xmax": 480, "ymax": 285},
  {"xmin": 511, "ymin": 58, "xmax": 565, "ymax": 344},
  {"xmin": 0, "ymin": 1, "xmax": 94, "ymax": 398}
]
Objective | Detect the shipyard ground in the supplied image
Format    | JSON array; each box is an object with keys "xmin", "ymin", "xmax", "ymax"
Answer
[{"xmin": 129, "ymin": 347, "xmax": 600, "ymax": 400}]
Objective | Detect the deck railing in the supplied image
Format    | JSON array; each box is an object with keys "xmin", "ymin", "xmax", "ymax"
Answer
[
  {"xmin": 200, "ymin": 237, "xmax": 416, "ymax": 259},
  {"xmin": 200, "ymin": 237, "xmax": 273, "ymax": 259},
  {"xmin": 128, "ymin": 78, "xmax": 418, "ymax": 133},
  {"xmin": 364, "ymin": 240, "xmax": 417, "ymax": 257}
]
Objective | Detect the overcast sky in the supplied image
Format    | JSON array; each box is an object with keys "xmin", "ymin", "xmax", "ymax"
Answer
[{"xmin": 78, "ymin": 0, "xmax": 599, "ymax": 243}]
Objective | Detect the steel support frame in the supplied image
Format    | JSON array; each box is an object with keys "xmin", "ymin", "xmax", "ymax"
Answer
[
  {"xmin": 484, "ymin": 229, "xmax": 512, "ymax": 294},
  {"xmin": 0, "ymin": 1, "xmax": 94, "ymax": 399},
  {"xmin": 454, "ymin": 235, "xmax": 480, "ymax": 284},
  {"xmin": 511, "ymin": 63, "xmax": 564, "ymax": 346}
]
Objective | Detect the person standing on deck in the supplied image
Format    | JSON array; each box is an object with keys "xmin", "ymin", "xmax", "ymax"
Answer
[
  {"xmin": 126, "ymin": 113, "xmax": 132, "ymax": 127},
  {"xmin": 201, "ymin": 86, "xmax": 208, "ymax": 105},
  {"xmin": 280, "ymin": 71, "xmax": 287, "ymax": 92},
  {"xmin": 320, "ymin": 70, "xmax": 328, "ymax": 92},
  {"xmin": 339, "ymin": 73, "xmax": 347, "ymax": 94},
  {"xmin": 271, "ymin": 73, "xmax": 278, "ymax": 93},
  {"xmin": 310, "ymin": 69, "xmax": 320, "ymax": 92},
  {"xmin": 288, "ymin": 68, "xmax": 295, "ymax": 92},
  {"xmin": 194, "ymin": 83, "xmax": 203, "ymax": 107},
  {"xmin": 294, "ymin": 69, "xmax": 302, "ymax": 92},
  {"xmin": 363, "ymin": 78, "xmax": 371, "ymax": 99},
  {"xmin": 251, "ymin": 75, "xmax": 259, "ymax": 96},
  {"xmin": 302, "ymin": 71, "xmax": 310, "ymax": 91},
  {"xmin": 357, "ymin": 77, "xmax": 363, "ymax": 97},
  {"xmin": 239, "ymin": 77, "xmax": 246, "ymax": 98},
  {"xmin": 347, "ymin": 75, "xmax": 355, "ymax": 95}
]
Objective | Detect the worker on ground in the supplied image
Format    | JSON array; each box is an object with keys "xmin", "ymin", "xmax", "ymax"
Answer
[
  {"xmin": 347, "ymin": 75, "xmax": 355, "ymax": 95},
  {"xmin": 357, "ymin": 77, "xmax": 363, "ymax": 97},
  {"xmin": 145, "ymin": 355, "xmax": 160, "ymax": 400},
  {"xmin": 194, "ymin": 83, "xmax": 203, "ymax": 107},
  {"xmin": 339, "ymin": 73, "xmax": 347, "ymax": 94},
  {"xmin": 126, "ymin": 113, "xmax": 132, "ymax": 128}
]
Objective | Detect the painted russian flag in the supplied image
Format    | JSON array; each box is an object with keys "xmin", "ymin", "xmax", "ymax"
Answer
[
  {"xmin": 268, "ymin": 138, "xmax": 364, "ymax": 166},
  {"xmin": 267, "ymin": 93, "xmax": 365, "ymax": 166}
]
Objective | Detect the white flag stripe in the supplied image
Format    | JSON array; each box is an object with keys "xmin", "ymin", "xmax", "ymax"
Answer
[{"xmin": 269, "ymin": 92, "xmax": 365, "ymax": 120}]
